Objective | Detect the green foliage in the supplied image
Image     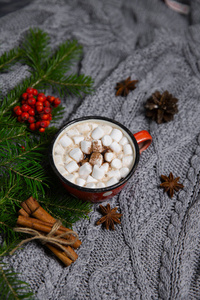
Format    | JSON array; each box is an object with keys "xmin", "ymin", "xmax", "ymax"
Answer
[
  {"xmin": 0, "ymin": 27, "xmax": 94, "ymax": 298},
  {"xmin": 0, "ymin": 260, "xmax": 35, "ymax": 300},
  {"xmin": 0, "ymin": 48, "xmax": 21, "ymax": 72}
]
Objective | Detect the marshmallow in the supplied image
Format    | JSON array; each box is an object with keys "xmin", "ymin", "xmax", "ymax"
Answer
[
  {"xmin": 92, "ymin": 165, "xmax": 105, "ymax": 180},
  {"xmin": 122, "ymin": 155, "xmax": 134, "ymax": 167},
  {"xmin": 65, "ymin": 173, "xmax": 78, "ymax": 183},
  {"xmin": 86, "ymin": 182, "xmax": 96, "ymax": 188},
  {"xmin": 90, "ymin": 123, "xmax": 98, "ymax": 130},
  {"xmin": 60, "ymin": 135, "xmax": 73, "ymax": 148},
  {"xmin": 92, "ymin": 140, "xmax": 103, "ymax": 152},
  {"xmin": 64, "ymin": 155, "xmax": 72, "ymax": 164},
  {"xmin": 57, "ymin": 165, "xmax": 68, "ymax": 175},
  {"xmin": 100, "ymin": 163, "xmax": 109, "ymax": 173},
  {"xmin": 86, "ymin": 175, "xmax": 98, "ymax": 183},
  {"xmin": 79, "ymin": 162, "xmax": 92, "ymax": 178},
  {"xmin": 104, "ymin": 151, "xmax": 114, "ymax": 162},
  {"xmin": 102, "ymin": 135, "xmax": 112, "ymax": 147},
  {"xmin": 96, "ymin": 182, "xmax": 106, "ymax": 188},
  {"xmin": 65, "ymin": 161, "xmax": 79, "ymax": 173},
  {"xmin": 54, "ymin": 155, "xmax": 62, "ymax": 164},
  {"xmin": 120, "ymin": 167, "xmax": 129, "ymax": 178},
  {"xmin": 69, "ymin": 148, "xmax": 83, "ymax": 162},
  {"xmin": 110, "ymin": 141, "xmax": 122, "ymax": 153},
  {"xmin": 81, "ymin": 140, "xmax": 92, "ymax": 154},
  {"xmin": 67, "ymin": 128, "xmax": 79, "ymax": 137},
  {"xmin": 118, "ymin": 153, "xmax": 123, "ymax": 159},
  {"xmin": 91, "ymin": 126, "xmax": 104, "ymax": 140},
  {"xmin": 106, "ymin": 177, "xmax": 118, "ymax": 187},
  {"xmin": 123, "ymin": 144, "xmax": 133, "ymax": 155},
  {"xmin": 77, "ymin": 123, "xmax": 90, "ymax": 133},
  {"xmin": 76, "ymin": 177, "xmax": 86, "ymax": 187},
  {"xmin": 119, "ymin": 136, "xmax": 128, "ymax": 145},
  {"xmin": 89, "ymin": 153, "xmax": 103, "ymax": 167},
  {"xmin": 107, "ymin": 170, "xmax": 121, "ymax": 180},
  {"xmin": 102, "ymin": 125, "xmax": 112, "ymax": 135},
  {"xmin": 111, "ymin": 158, "xmax": 122, "ymax": 169},
  {"xmin": 110, "ymin": 128, "xmax": 123, "ymax": 142},
  {"xmin": 54, "ymin": 144, "xmax": 64, "ymax": 155},
  {"xmin": 73, "ymin": 136, "xmax": 84, "ymax": 144}
]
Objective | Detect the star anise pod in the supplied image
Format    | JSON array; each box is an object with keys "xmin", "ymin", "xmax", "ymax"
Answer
[
  {"xmin": 96, "ymin": 203, "xmax": 123, "ymax": 230},
  {"xmin": 160, "ymin": 172, "xmax": 184, "ymax": 198},
  {"xmin": 145, "ymin": 90, "xmax": 178, "ymax": 124},
  {"xmin": 115, "ymin": 76, "xmax": 138, "ymax": 97}
]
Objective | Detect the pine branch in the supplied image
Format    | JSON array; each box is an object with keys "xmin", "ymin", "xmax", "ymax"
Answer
[
  {"xmin": 0, "ymin": 48, "xmax": 21, "ymax": 72},
  {"xmin": 46, "ymin": 73, "xmax": 94, "ymax": 97},
  {"xmin": 21, "ymin": 28, "xmax": 51, "ymax": 74},
  {"xmin": 0, "ymin": 260, "xmax": 35, "ymax": 300},
  {"xmin": 44, "ymin": 39, "xmax": 83, "ymax": 76}
]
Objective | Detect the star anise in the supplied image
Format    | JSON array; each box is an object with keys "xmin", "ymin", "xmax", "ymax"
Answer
[
  {"xmin": 160, "ymin": 172, "xmax": 184, "ymax": 198},
  {"xmin": 96, "ymin": 203, "xmax": 123, "ymax": 230},
  {"xmin": 115, "ymin": 76, "xmax": 138, "ymax": 97},
  {"xmin": 145, "ymin": 90, "xmax": 178, "ymax": 124}
]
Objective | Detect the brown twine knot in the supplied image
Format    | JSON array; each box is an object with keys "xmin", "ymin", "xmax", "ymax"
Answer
[{"xmin": 10, "ymin": 220, "xmax": 79, "ymax": 258}]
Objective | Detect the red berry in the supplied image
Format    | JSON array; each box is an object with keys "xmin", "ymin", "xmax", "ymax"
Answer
[
  {"xmin": 39, "ymin": 127, "xmax": 45, "ymax": 133},
  {"xmin": 46, "ymin": 120, "xmax": 50, "ymax": 127},
  {"xmin": 43, "ymin": 100, "xmax": 50, "ymax": 107},
  {"xmin": 28, "ymin": 108, "xmax": 35, "ymax": 116},
  {"xmin": 35, "ymin": 121, "xmax": 41, "ymax": 129},
  {"xmin": 27, "ymin": 93, "xmax": 34, "ymax": 98},
  {"xmin": 27, "ymin": 97, "xmax": 36, "ymax": 106},
  {"xmin": 22, "ymin": 93, "xmax": 28, "ymax": 100},
  {"xmin": 29, "ymin": 123, "xmax": 36, "ymax": 131},
  {"xmin": 26, "ymin": 87, "xmax": 34, "ymax": 94},
  {"xmin": 36, "ymin": 105, "xmax": 43, "ymax": 112},
  {"xmin": 17, "ymin": 116, "xmax": 23, "ymax": 122},
  {"xmin": 49, "ymin": 114, "xmax": 52, "ymax": 121},
  {"xmin": 21, "ymin": 100, "xmax": 26, "ymax": 104},
  {"xmin": 43, "ymin": 107, "xmax": 51, "ymax": 114},
  {"xmin": 28, "ymin": 116, "xmax": 35, "ymax": 123},
  {"xmin": 37, "ymin": 95, "xmax": 46, "ymax": 102},
  {"xmin": 13, "ymin": 106, "xmax": 22, "ymax": 116},
  {"xmin": 21, "ymin": 112, "xmax": 29, "ymax": 121},
  {"xmin": 21, "ymin": 146, "xmax": 25, "ymax": 151},
  {"xmin": 21, "ymin": 104, "xmax": 31, "ymax": 112},
  {"xmin": 38, "ymin": 92, "xmax": 45, "ymax": 97},
  {"xmin": 47, "ymin": 96, "xmax": 55, "ymax": 103},
  {"xmin": 53, "ymin": 97, "xmax": 61, "ymax": 107},
  {"xmin": 40, "ymin": 120, "xmax": 48, "ymax": 128},
  {"xmin": 32, "ymin": 89, "xmax": 38, "ymax": 96},
  {"xmin": 40, "ymin": 114, "xmax": 49, "ymax": 120},
  {"xmin": 36, "ymin": 101, "xmax": 43, "ymax": 106}
]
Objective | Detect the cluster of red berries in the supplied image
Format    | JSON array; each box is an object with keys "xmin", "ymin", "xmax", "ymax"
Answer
[{"xmin": 13, "ymin": 87, "xmax": 61, "ymax": 132}]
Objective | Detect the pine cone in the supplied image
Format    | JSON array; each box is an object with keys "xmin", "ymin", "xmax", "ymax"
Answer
[{"xmin": 145, "ymin": 90, "xmax": 178, "ymax": 124}]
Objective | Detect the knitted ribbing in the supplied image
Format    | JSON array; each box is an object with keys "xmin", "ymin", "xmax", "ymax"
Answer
[{"xmin": 1, "ymin": 1, "xmax": 200, "ymax": 299}]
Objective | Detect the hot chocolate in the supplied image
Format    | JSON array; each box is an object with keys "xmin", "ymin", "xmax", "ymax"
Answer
[{"xmin": 53, "ymin": 119, "xmax": 135, "ymax": 189}]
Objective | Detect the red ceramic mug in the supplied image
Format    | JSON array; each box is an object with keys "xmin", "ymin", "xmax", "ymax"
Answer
[{"xmin": 49, "ymin": 116, "xmax": 152, "ymax": 202}]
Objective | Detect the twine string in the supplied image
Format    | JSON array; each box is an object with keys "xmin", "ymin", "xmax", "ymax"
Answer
[{"xmin": 9, "ymin": 220, "xmax": 79, "ymax": 259}]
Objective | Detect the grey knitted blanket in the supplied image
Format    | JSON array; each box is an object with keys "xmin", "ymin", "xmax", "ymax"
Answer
[{"xmin": 2, "ymin": 0, "xmax": 200, "ymax": 299}]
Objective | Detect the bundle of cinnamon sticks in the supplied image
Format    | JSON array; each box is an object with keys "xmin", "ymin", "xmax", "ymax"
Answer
[{"xmin": 16, "ymin": 196, "xmax": 81, "ymax": 267}]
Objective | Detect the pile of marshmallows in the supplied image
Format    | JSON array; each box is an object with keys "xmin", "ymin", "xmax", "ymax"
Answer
[{"xmin": 53, "ymin": 121, "xmax": 135, "ymax": 189}]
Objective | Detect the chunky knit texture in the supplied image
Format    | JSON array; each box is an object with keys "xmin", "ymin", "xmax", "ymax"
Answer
[{"xmin": 2, "ymin": 0, "xmax": 200, "ymax": 299}]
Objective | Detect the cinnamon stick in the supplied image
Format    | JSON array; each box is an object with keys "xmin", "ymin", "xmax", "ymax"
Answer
[
  {"xmin": 46, "ymin": 244, "xmax": 73, "ymax": 267},
  {"xmin": 16, "ymin": 215, "xmax": 78, "ymax": 261},
  {"xmin": 18, "ymin": 208, "xmax": 29, "ymax": 217},
  {"xmin": 21, "ymin": 197, "xmax": 82, "ymax": 248}
]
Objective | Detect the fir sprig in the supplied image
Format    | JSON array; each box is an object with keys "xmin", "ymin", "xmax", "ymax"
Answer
[
  {"xmin": 21, "ymin": 28, "xmax": 51, "ymax": 74},
  {"xmin": 0, "ymin": 48, "xmax": 21, "ymax": 72},
  {"xmin": 0, "ymin": 27, "xmax": 94, "ymax": 297},
  {"xmin": 0, "ymin": 260, "xmax": 35, "ymax": 300}
]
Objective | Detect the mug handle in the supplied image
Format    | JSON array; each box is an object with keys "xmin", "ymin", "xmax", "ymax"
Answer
[{"xmin": 133, "ymin": 130, "xmax": 152, "ymax": 154}]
